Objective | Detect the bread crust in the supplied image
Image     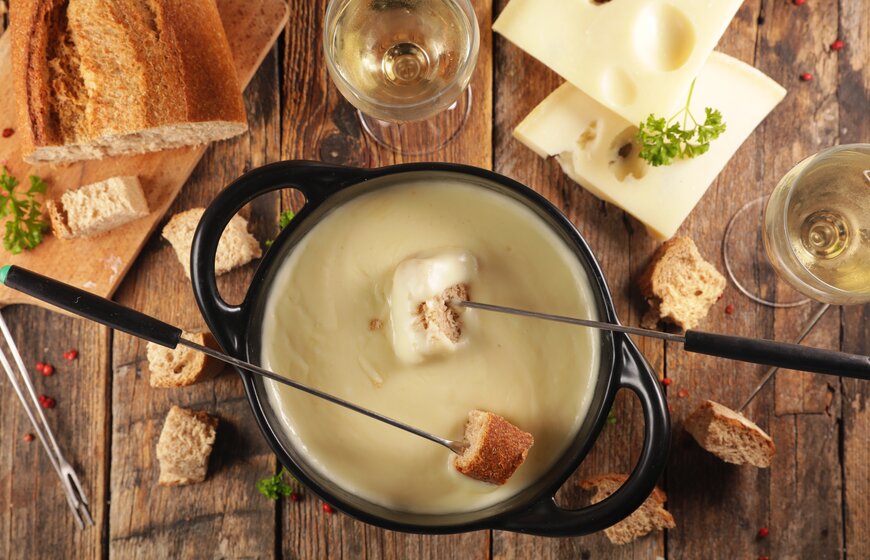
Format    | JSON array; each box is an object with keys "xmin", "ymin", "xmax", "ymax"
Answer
[
  {"xmin": 639, "ymin": 236, "xmax": 726, "ymax": 330},
  {"xmin": 148, "ymin": 331, "xmax": 223, "ymax": 388},
  {"xmin": 453, "ymin": 410, "xmax": 534, "ymax": 485},
  {"xmin": 11, "ymin": 0, "xmax": 247, "ymax": 162},
  {"xmin": 684, "ymin": 400, "xmax": 776, "ymax": 468},
  {"xmin": 156, "ymin": 406, "xmax": 219, "ymax": 486},
  {"xmin": 580, "ymin": 473, "xmax": 676, "ymax": 545}
]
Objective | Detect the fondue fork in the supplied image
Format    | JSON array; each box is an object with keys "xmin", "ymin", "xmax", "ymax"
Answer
[
  {"xmin": 454, "ymin": 300, "xmax": 870, "ymax": 379},
  {"xmin": 0, "ymin": 266, "xmax": 469, "ymax": 456}
]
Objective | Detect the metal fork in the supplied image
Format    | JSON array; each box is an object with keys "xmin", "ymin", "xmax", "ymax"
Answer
[{"xmin": 0, "ymin": 311, "xmax": 94, "ymax": 529}]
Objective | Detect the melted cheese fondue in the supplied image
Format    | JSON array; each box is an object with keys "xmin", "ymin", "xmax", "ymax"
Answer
[{"xmin": 261, "ymin": 178, "xmax": 600, "ymax": 514}]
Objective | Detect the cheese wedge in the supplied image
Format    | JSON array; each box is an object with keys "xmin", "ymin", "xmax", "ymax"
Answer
[
  {"xmin": 514, "ymin": 52, "xmax": 786, "ymax": 240},
  {"xmin": 493, "ymin": 0, "xmax": 743, "ymax": 124}
]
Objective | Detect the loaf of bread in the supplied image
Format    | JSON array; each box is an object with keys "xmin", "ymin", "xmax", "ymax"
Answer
[
  {"xmin": 162, "ymin": 208, "xmax": 261, "ymax": 279},
  {"xmin": 453, "ymin": 410, "xmax": 534, "ymax": 485},
  {"xmin": 684, "ymin": 400, "xmax": 776, "ymax": 468},
  {"xmin": 146, "ymin": 331, "xmax": 223, "ymax": 388},
  {"xmin": 47, "ymin": 176, "xmax": 149, "ymax": 239},
  {"xmin": 11, "ymin": 0, "xmax": 247, "ymax": 164},
  {"xmin": 580, "ymin": 474, "xmax": 676, "ymax": 545},
  {"xmin": 639, "ymin": 237, "xmax": 726, "ymax": 330},
  {"xmin": 156, "ymin": 406, "xmax": 218, "ymax": 486}
]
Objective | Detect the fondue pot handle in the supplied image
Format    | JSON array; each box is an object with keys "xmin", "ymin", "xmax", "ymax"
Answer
[
  {"xmin": 191, "ymin": 161, "xmax": 368, "ymax": 353},
  {"xmin": 496, "ymin": 336, "xmax": 670, "ymax": 537}
]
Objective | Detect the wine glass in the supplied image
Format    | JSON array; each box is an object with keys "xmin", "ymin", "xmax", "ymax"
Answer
[
  {"xmin": 722, "ymin": 144, "xmax": 868, "ymax": 410},
  {"xmin": 763, "ymin": 144, "xmax": 870, "ymax": 305},
  {"xmin": 724, "ymin": 144, "xmax": 870, "ymax": 307},
  {"xmin": 323, "ymin": 0, "xmax": 480, "ymax": 155}
]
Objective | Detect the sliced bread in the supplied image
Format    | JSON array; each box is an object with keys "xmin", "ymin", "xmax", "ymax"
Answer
[
  {"xmin": 12, "ymin": 0, "xmax": 247, "ymax": 164},
  {"xmin": 453, "ymin": 409, "xmax": 534, "ymax": 485},
  {"xmin": 684, "ymin": 400, "xmax": 776, "ymax": 468},
  {"xmin": 639, "ymin": 236, "xmax": 726, "ymax": 330},
  {"xmin": 146, "ymin": 331, "xmax": 223, "ymax": 388},
  {"xmin": 162, "ymin": 208, "xmax": 261, "ymax": 279},
  {"xmin": 580, "ymin": 474, "xmax": 676, "ymax": 545},
  {"xmin": 156, "ymin": 406, "xmax": 218, "ymax": 486},
  {"xmin": 47, "ymin": 176, "xmax": 149, "ymax": 239}
]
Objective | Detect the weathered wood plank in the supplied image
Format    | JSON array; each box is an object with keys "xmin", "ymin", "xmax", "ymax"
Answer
[
  {"xmin": 761, "ymin": 2, "xmax": 845, "ymax": 557},
  {"xmin": 668, "ymin": 1, "xmax": 848, "ymax": 558},
  {"xmin": 0, "ymin": 8, "xmax": 107, "ymax": 558},
  {"xmin": 839, "ymin": 0, "xmax": 870, "ymax": 556},
  {"xmin": 0, "ymin": 311, "xmax": 107, "ymax": 559},
  {"xmin": 108, "ymin": 46, "xmax": 282, "ymax": 559},
  {"xmin": 280, "ymin": 0, "xmax": 492, "ymax": 557}
]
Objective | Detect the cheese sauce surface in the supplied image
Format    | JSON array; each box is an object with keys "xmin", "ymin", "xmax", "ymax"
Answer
[{"xmin": 262, "ymin": 179, "xmax": 600, "ymax": 514}]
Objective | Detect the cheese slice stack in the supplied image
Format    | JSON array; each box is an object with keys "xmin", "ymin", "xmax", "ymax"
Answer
[
  {"xmin": 515, "ymin": 52, "xmax": 786, "ymax": 239},
  {"xmin": 493, "ymin": 0, "xmax": 745, "ymax": 124}
]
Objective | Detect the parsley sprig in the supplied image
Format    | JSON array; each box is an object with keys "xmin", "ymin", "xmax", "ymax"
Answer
[
  {"xmin": 256, "ymin": 466, "xmax": 298, "ymax": 500},
  {"xmin": 265, "ymin": 209, "xmax": 295, "ymax": 248},
  {"xmin": 636, "ymin": 79, "xmax": 726, "ymax": 167},
  {"xmin": 0, "ymin": 167, "xmax": 48, "ymax": 254}
]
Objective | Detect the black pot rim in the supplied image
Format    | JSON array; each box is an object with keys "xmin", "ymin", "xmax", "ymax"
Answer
[{"xmin": 191, "ymin": 161, "xmax": 670, "ymax": 536}]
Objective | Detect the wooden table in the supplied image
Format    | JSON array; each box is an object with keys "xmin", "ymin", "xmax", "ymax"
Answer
[{"xmin": 1, "ymin": 1, "xmax": 867, "ymax": 558}]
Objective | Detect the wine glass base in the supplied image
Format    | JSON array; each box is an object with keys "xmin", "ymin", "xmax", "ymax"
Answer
[
  {"xmin": 722, "ymin": 196, "xmax": 811, "ymax": 308},
  {"xmin": 358, "ymin": 87, "xmax": 472, "ymax": 156}
]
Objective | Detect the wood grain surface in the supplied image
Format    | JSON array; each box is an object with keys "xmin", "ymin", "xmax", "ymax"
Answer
[
  {"xmin": 0, "ymin": 0, "xmax": 867, "ymax": 559},
  {"xmin": 0, "ymin": 0, "xmax": 288, "ymax": 309}
]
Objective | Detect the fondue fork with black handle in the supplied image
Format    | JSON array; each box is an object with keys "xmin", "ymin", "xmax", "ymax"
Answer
[
  {"xmin": 0, "ymin": 265, "xmax": 470, "ymax": 455},
  {"xmin": 6, "ymin": 263, "xmax": 869, "ymax": 387},
  {"xmin": 453, "ymin": 300, "xmax": 870, "ymax": 379}
]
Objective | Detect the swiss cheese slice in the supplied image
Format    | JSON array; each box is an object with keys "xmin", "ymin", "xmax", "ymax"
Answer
[
  {"xmin": 514, "ymin": 52, "xmax": 786, "ymax": 240},
  {"xmin": 493, "ymin": 0, "xmax": 744, "ymax": 124}
]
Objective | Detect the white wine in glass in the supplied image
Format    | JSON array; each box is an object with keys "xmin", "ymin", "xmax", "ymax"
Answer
[
  {"xmin": 324, "ymin": 0, "xmax": 479, "ymax": 154},
  {"xmin": 764, "ymin": 144, "xmax": 870, "ymax": 305}
]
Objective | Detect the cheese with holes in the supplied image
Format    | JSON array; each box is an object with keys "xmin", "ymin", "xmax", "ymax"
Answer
[
  {"xmin": 514, "ymin": 52, "xmax": 786, "ymax": 240},
  {"xmin": 493, "ymin": 0, "xmax": 744, "ymax": 124}
]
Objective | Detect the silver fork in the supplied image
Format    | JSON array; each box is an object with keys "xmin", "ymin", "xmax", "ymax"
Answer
[{"xmin": 0, "ymin": 311, "xmax": 94, "ymax": 529}]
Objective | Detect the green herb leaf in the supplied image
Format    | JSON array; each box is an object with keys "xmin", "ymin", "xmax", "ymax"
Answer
[
  {"xmin": 606, "ymin": 408, "xmax": 617, "ymax": 425},
  {"xmin": 636, "ymin": 80, "xmax": 727, "ymax": 167},
  {"xmin": 0, "ymin": 168, "xmax": 48, "ymax": 254},
  {"xmin": 278, "ymin": 209, "xmax": 295, "ymax": 229},
  {"xmin": 265, "ymin": 209, "xmax": 296, "ymax": 248},
  {"xmin": 256, "ymin": 467, "xmax": 296, "ymax": 500}
]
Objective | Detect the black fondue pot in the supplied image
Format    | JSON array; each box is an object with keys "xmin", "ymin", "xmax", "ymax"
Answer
[{"xmin": 190, "ymin": 161, "xmax": 670, "ymax": 536}]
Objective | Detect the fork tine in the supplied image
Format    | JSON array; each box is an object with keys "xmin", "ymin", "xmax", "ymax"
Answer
[
  {"xmin": 65, "ymin": 466, "xmax": 96, "ymax": 526},
  {"xmin": 65, "ymin": 470, "xmax": 95, "ymax": 527},
  {"xmin": 64, "ymin": 465, "xmax": 91, "ymax": 506},
  {"xmin": 0, "ymin": 311, "xmax": 92, "ymax": 530}
]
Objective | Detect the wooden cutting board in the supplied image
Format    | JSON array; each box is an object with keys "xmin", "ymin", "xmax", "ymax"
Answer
[{"xmin": 0, "ymin": 0, "xmax": 289, "ymax": 308}]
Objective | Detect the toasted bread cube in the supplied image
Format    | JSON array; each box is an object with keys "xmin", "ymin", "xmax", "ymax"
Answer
[
  {"xmin": 453, "ymin": 410, "xmax": 534, "ymax": 485},
  {"xmin": 162, "ymin": 208, "xmax": 261, "ymax": 279},
  {"xmin": 156, "ymin": 406, "xmax": 218, "ymax": 486},
  {"xmin": 639, "ymin": 236, "xmax": 726, "ymax": 330},
  {"xmin": 48, "ymin": 176, "xmax": 149, "ymax": 239},
  {"xmin": 581, "ymin": 474, "xmax": 676, "ymax": 545},
  {"xmin": 684, "ymin": 400, "xmax": 776, "ymax": 468}
]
